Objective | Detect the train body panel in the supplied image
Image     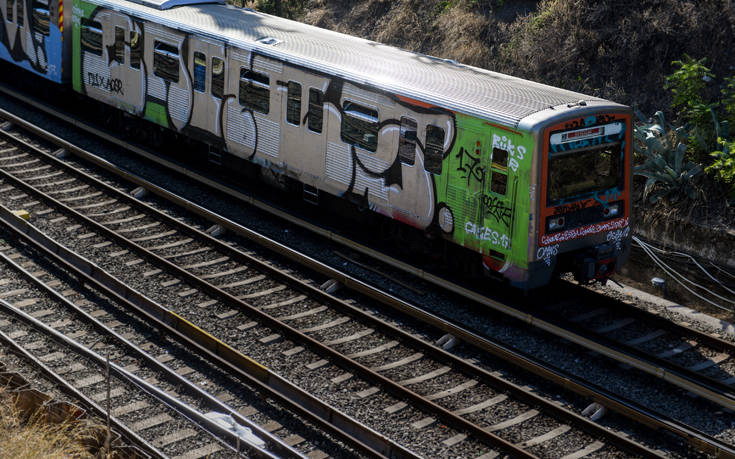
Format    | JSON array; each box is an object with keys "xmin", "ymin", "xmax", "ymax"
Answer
[
  {"xmin": 67, "ymin": 0, "xmax": 632, "ymax": 288},
  {"xmin": 0, "ymin": 0, "xmax": 70, "ymax": 82}
]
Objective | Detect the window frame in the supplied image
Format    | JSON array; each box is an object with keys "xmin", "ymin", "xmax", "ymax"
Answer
[
  {"xmin": 286, "ymin": 81, "xmax": 302, "ymax": 126},
  {"xmin": 341, "ymin": 100, "xmax": 379, "ymax": 153},
  {"xmin": 398, "ymin": 116, "xmax": 417, "ymax": 166},
  {"xmin": 6, "ymin": 0, "xmax": 14, "ymax": 23},
  {"xmin": 210, "ymin": 57, "xmax": 225, "ymax": 99},
  {"xmin": 129, "ymin": 31, "xmax": 141, "ymax": 69},
  {"xmin": 193, "ymin": 51, "xmax": 206, "ymax": 93},
  {"xmin": 80, "ymin": 18, "xmax": 103, "ymax": 57},
  {"xmin": 31, "ymin": 0, "xmax": 49, "ymax": 35},
  {"xmin": 423, "ymin": 124, "xmax": 445, "ymax": 175},
  {"xmin": 153, "ymin": 40, "xmax": 180, "ymax": 83},
  {"xmin": 113, "ymin": 26, "xmax": 125, "ymax": 64},
  {"xmin": 307, "ymin": 88, "xmax": 324, "ymax": 134},
  {"xmin": 238, "ymin": 67, "xmax": 270, "ymax": 115}
]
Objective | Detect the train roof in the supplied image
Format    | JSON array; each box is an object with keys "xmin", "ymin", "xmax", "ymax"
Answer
[{"xmin": 87, "ymin": 0, "xmax": 613, "ymax": 127}]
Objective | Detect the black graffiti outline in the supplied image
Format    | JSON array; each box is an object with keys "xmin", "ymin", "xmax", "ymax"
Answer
[
  {"xmin": 481, "ymin": 195, "xmax": 512, "ymax": 227},
  {"xmin": 455, "ymin": 146, "xmax": 485, "ymax": 186},
  {"xmin": 87, "ymin": 71, "xmax": 124, "ymax": 95}
]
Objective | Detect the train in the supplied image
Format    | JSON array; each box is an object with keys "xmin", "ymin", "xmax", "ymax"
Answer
[{"xmin": 0, "ymin": 0, "xmax": 632, "ymax": 289}]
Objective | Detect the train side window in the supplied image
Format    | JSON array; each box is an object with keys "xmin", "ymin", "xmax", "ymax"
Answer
[
  {"xmin": 113, "ymin": 26, "xmax": 125, "ymax": 64},
  {"xmin": 492, "ymin": 147, "xmax": 508, "ymax": 168},
  {"xmin": 307, "ymin": 88, "xmax": 323, "ymax": 133},
  {"xmin": 398, "ymin": 116, "xmax": 417, "ymax": 166},
  {"xmin": 80, "ymin": 18, "xmax": 102, "ymax": 56},
  {"xmin": 491, "ymin": 171, "xmax": 507, "ymax": 195},
  {"xmin": 130, "ymin": 31, "xmax": 141, "ymax": 69},
  {"xmin": 491, "ymin": 147, "xmax": 508, "ymax": 195},
  {"xmin": 6, "ymin": 0, "xmax": 13, "ymax": 22},
  {"xmin": 31, "ymin": 0, "xmax": 49, "ymax": 35},
  {"xmin": 341, "ymin": 101, "xmax": 378, "ymax": 152},
  {"xmin": 16, "ymin": 0, "xmax": 22, "ymax": 27},
  {"xmin": 193, "ymin": 51, "xmax": 206, "ymax": 93},
  {"xmin": 239, "ymin": 68, "xmax": 269, "ymax": 114},
  {"xmin": 286, "ymin": 81, "xmax": 301, "ymax": 126},
  {"xmin": 424, "ymin": 125, "xmax": 444, "ymax": 175},
  {"xmin": 211, "ymin": 57, "xmax": 224, "ymax": 99},
  {"xmin": 153, "ymin": 41, "xmax": 179, "ymax": 83}
]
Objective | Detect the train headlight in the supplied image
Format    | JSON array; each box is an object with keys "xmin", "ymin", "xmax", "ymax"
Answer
[
  {"xmin": 603, "ymin": 203, "xmax": 620, "ymax": 218},
  {"xmin": 548, "ymin": 216, "xmax": 565, "ymax": 232}
]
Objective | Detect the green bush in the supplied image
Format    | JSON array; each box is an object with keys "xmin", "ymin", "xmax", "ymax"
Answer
[{"xmin": 707, "ymin": 138, "xmax": 735, "ymax": 201}]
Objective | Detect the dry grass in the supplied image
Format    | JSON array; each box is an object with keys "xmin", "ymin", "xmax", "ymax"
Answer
[
  {"xmin": 295, "ymin": 0, "xmax": 735, "ymax": 114},
  {"xmin": 0, "ymin": 390, "xmax": 95, "ymax": 459}
]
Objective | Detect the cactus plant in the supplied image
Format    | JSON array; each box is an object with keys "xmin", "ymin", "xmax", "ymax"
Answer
[{"xmin": 633, "ymin": 110, "xmax": 703, "ymax": 203}]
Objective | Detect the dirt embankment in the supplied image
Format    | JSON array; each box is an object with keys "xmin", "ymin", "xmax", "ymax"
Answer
[{"xmin": 300, "ymin": 0, "xmax": 735, "ymax": 116}]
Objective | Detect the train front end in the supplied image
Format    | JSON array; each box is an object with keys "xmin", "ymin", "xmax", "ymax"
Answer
[{"xmin": 526, "ymin": 103, "xmax": 632, "ymax": 288}]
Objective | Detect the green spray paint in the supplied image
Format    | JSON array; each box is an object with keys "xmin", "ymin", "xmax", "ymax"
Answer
[{"xmin": 436, "ymin": 113, "xmax": 533, "ymax": 273}]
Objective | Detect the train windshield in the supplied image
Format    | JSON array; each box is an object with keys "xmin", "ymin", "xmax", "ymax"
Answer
[{"xmin": 547, "ymin": 144, "xmax": 622, "ymax": 204}]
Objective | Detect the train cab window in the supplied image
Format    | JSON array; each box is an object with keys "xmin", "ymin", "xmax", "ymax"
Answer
[
  {"xmin": 193, "ymin": 51, "xmax": 206, "ymax": 93},
  {"xmin": 424, "ymin": 125, "xmax": 445, "ymax": 175},
  {"xmin": 130, "ymin": 31, "xmax": 141, "ymax": 69},
  {"xmin": 153, "ymin": 41, "xmax": 180, "ymax": 83},
  {"xmin": 211, "ymin": 57, "xmax": 224, "ymax": 99},
  {"xmin": 16, "ymin": 0, "xmax": 22, "ymax": 27},
  {"xmin": 398, "ymin": 117, "xmax": 417, "ymax": 166},
  {"xmin": 113, "ymin": 27, "xmax": 125, "ymax": 64},
  {"xmin": 307, "ymin": 88, "xmax": 323, "ymax": 133},
  {"xmin": 31, "ymin": 0, "xmax": 49, "ymax": 35},
  {"xmin": 286, "ymin": 81, "xmax": 301, "ymax": 126},
  {"xmin": 239, "ymin": 68, "xmax": 270, "ymax": 114},
  {"xmin": 491, "ymin": 147, "xmax": 508, "ymax": 195},
  {"xmin": 80, "ymin": 18, "xmax": 103, "ymax": 56},
  {"xmin": 6, "ymin": 0, "xmax": 13, "ymax": 22},
  {"xmin": 341, "ymin": 101, "xmax": 378, "ymax": 152}
]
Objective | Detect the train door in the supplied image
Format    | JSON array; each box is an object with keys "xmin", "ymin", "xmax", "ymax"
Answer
[
  {"xmin": 187, "ymin": 38, "xmax": 226, "ymax": 139},
  {"xmin": 105, "ymin": 14, "xmax": 144, "ymax": 113},
  {"xmin": 278, "ymin": 65, "xmax": 328, "ymax": 180},
  {"xmin": 482, "ymin": 135, "xmax": 515, "ymax": 263}
]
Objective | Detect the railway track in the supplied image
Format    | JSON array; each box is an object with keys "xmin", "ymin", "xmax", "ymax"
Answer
[
  {"xmin": 0, "ymin": 86, "xmax": 733, "ymax": 456},
  {"xmin": 0, "ymin": 245, "xmax": 274, "ymax": 458},
  {"xmin": 0, "ymin": 341, "xmax": 150, "ymax": 457},
  {"xmin": 0, "ymin": 107, "xmax": 668, "ymax": 457}
]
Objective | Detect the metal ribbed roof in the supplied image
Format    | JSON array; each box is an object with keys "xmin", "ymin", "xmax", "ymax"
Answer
[{"xmin": 91, "ymin": 0, "xmax": 606, "ymax": 126}]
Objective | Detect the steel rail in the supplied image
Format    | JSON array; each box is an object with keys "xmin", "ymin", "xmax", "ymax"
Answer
[
  {"xmin": 0, "ymin": 328, "xmax": 162, "ymax": 458},
  {"xmin": 0, "ymin": 299, "xmax": 229, "ymax": 458},
  {"xmin": 0, "ymin": 200, "xmax": 413, "ymax": 458},
  {"xmin": 0, "ymin": 117, "xmax": 532, "ymax": 458},
  {"xmin": 0, "ymin": 103, "xmax": 705, "ymax": 456},
  {"xmin": 0, "ymin": 245, "xmax": 302, "ymax": 459}
]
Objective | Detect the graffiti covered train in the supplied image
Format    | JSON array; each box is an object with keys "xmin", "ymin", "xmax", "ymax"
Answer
[{"xmin": 0, "ymin": 0, "xmax": 632, "ymax": 288}]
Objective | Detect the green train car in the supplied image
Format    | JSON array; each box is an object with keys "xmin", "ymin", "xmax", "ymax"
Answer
[{"xmin": 71, "ymin": 0, "xmax": 631, "ymax": 288}]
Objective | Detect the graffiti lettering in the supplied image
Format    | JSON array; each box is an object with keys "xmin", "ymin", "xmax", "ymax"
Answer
[
  {"xmin": 492, "ymin": 134, "xmax": 526, "ymax": 172},
  {"xmin": 482, "ymin": 195, "xmax": 512, "ymax": 227},
  {"xmin": 537, "ymin": 245, "xmax": 559, "ymax": 266},
  {"xmin": 455, "ymin": 147, "xmax": 485, "ymax": 186},
  {"xmin": 87, "ymin": 72, "xmax": 124, "ymax": 95},
  {"xmin": 553, "ymin": 200, "xmax": 588, "ymax": 216},
  {"xmin": 564, "ymin": 114, "xmax": 618, "ymax": 130},
  {"xmin": 593, "ymin": 187, "xmax": 622, "ymax": 209},
  {"xmin": 541, "ymin": 217, "xmax": 629, "ymax": 246},
  {"xmin": 464, "ymin": 222, "xmax": 510, "ymax": 249},
  {"xmin": 606, "ymin": 226, "xmax": 630, "ymax": 251}
]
